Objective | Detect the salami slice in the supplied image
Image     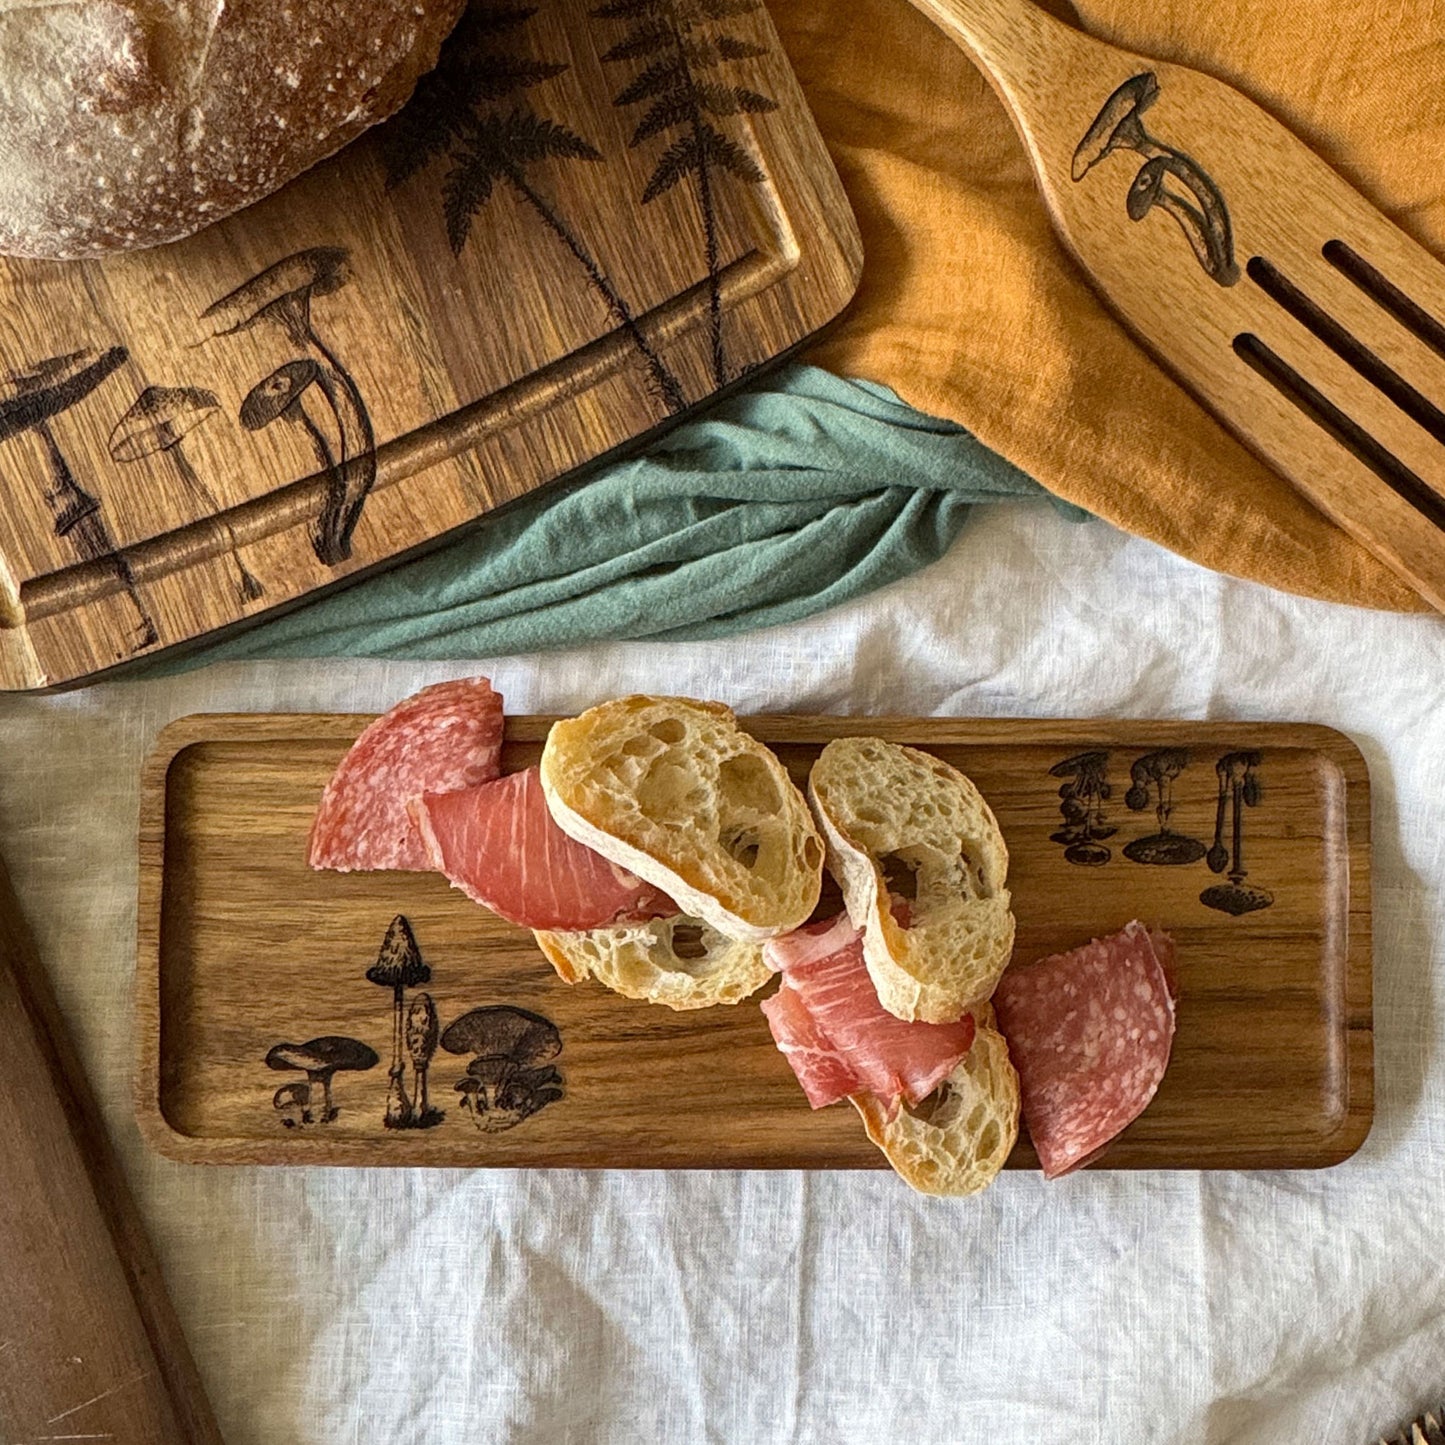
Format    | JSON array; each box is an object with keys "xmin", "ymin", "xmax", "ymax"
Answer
[
  {"xmin": 308, "ymin": 677, "xmax": 504, "ymax": 872},
  {"xmin": 415, "ymin": 767, "xmax": 676, "ymax": 931},
  {"xmin": 761, "ymin": 915, "xmax": 977, "ymax": 1111},
  {"xmin": 992, "ymin": 921, "xmax": 1175, "ymax": 1179}
]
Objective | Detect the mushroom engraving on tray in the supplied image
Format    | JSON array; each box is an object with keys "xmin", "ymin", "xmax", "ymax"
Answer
[
  {"xmin": 1122, "ymin": 747, "xmax": 1207, "ymax": 865},
  {"xmin": 379, "ymin": 3, "xmax": 687, "ymax": 412},
  {"xmin": 1200, "ymin": 750, "xmax": 1274, "ymax": 915},
  {"xmin": 593, "ymin": 0, "xmax": 777, "ymax": 388},
  {"xmin": 201, "ymin": 248, "xmax": 377, "ymax": 567},
  {"xmin": 1049, "ymin": 749, "xmax": 1116, "ymax": 865},
  {"xmin": 367, "ymin": 914, "xmax": 444, "ymax": 1129},
  {"xmin": 109, "ymin": 385, "xmax": 265, "ymax": 604},
  {"xmin": 1073, "ymin": 72, "xmax": 1240, "ymax": 286},
  {"xmin": 0, "ymin": 347, "xmax": 158, "ymax": 653},
  {"xmin": 440, "ymin": 1005, "xmax": 564, "ymax": 1132},
  {"xmin": 265, "ymin": 1036, "xmax": 380, "ymax": 1125}
]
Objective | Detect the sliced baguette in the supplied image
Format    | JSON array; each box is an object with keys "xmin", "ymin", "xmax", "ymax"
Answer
[
  {"xmin": 807, "ymin": 736, "xmax": 1015, "ymax": 1022},
  {"xmin": 534, "ymin": 916, "xmax": 773, "ymax": 1011},
  {"xmin": 851, "ymin": 1003, "xmax": 1019, "ymax": 1196},
  {"xmin": 540, "ymin": 696, "xmax": 824, "ymax": 942}
]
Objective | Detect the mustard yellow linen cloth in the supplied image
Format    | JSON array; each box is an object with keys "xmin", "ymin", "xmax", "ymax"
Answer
[{"xmin": 775, "ymin": 0, "xmax": 1443, "ymax": 610}]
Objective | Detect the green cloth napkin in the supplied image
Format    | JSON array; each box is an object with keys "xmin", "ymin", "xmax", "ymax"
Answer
[{"xmin": 173, "ymin": 365, "xmax": 1080, "ymax": 666}]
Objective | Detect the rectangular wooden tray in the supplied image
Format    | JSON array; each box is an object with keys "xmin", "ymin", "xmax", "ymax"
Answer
[{"xmin": 136, "ymin": 714, "xmax": 1372, "ymax": 1169}]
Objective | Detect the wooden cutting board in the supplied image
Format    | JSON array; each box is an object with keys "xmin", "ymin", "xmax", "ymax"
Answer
[
  {"xmin": 0, "ymin": 1, "xmax": 861, "ymax": 692},
  {"xmin": 136, "ymin": 713, "xmax": 1372, "ymax": 1170}
]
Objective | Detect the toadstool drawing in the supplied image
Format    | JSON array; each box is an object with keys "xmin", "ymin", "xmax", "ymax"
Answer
[
  {"xmin": 404, "ymin": 991, "xmax": 443, "ymax": 1128},
  {"xmin": 441, "ymin": 1005, "xmax": 564, "ymax": 1132},
  {"xmin": 109, "ymin": 384, "xmax": 265, "ymax": 603},
  {"xmin": 1122, "ymin": 747, "xmax": 1207, "ymax": 866},
  {"xmin": 1049, "ymin": 749, "xmax": 1116, "ymax": 866},
  {"xmin": 265, "ymin": 1036, "xmax": 379, "ymax": 1124},
  {"xmin": 0, "ymin": 347, "xmax": 158, "ymax": 652},
  {"xmin": 203, "ymin": 248, "xmax": 377, "ymax": 565},
  {"xmin": 272, "ymin": 1080, "xmax": 313, "ymax": 1127},
  {"xmin": 1200, "ymin": 750, "xmax": 1273, "ymax": 915},
  {"xmin": 366, "ymin": 914, "xmax": 432, "ymax": 1128}
]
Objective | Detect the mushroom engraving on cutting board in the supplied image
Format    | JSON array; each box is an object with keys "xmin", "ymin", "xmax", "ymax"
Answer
[
  {"xmin": 440, "ymin": 1005, "xmax": 565, "ymax": 1132},
  {"xmin": 265, "ymin": 1036, "xmax": 380, "ymax": 1125},
  {"xmin": 1073, "ymin": 72, "xmax": 1240, "ymax": 287},
  {"xmin": 109, "ymin": 385, "xmax": 265, "ymax": 604},
  {"xmin": 201, "ymin": 248, "xmax": 377, "ymax": 567},
  {"xmin": 1200, "ymin": 750, "xmax": 1274, "ymax": 915},
  {"xmin": 368, "ymin": 914, "xmax": 445, "ymax": 1129},
  {"xmin": 593, "ymin": 0, "xmax": 777, "ymax": 388},
  {"xmin": 1122, "ymin": 748, "xmax": 1208, "ymax": 865},
  {"xmin": 379, "ymin": 2, "xmax": 688, "ymax": 412},
  {"xmin": 0, "ymin": 347, "xmax": 159, "ymax": 653},
  {"xmin": 1049, "ymin": 750, "xmax": 1116, "ymax": 865}
]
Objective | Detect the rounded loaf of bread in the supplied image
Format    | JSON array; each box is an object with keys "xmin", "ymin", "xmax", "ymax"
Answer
[{"xmin": 0, "ymin": 0, "xmax": 467, "ymax": 259}]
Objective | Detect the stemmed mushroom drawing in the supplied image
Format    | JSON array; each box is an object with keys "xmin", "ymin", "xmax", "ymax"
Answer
[
  {"xmin": 1200, "ymin": 751, "xmax": 1273, "ymax": 915},
  {"xmin": 440, "ymin": 1006, "xmax": 564, "ymax": 1132},
  {"xmin": 1121, "ymin": 748, "xmax": 1207, "ymax": 866},
  {"xmin": 202, "ymin": 248, "xmax": 377, "ymax": 566},
  {"xmin": 266, "ymin": 1036, "xmax": 379, "ymax": 1125},
  {"xmin": 1048, "ymin": 750, "xmax": 1116, "ymax": 865},
  {"xmin": 404, "ymin": 991, "xmax": 443, "ymax": 1128},
  {"xmin": 366, "ymin": 914, "xmax": 435, "ymax": 1129},
  {"xmin": 1072, "ymin": 71, "xmax": 1240, "ymax": 286},
  {"xmin": 109, "ymin": 385, "xmax": 265, "ymax": 604},
  {"xmin": 0, "ymin": 347, "xmax": 158, "ymax": 651}
]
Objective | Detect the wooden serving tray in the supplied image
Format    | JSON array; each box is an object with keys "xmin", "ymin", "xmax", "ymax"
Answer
[
  {"xmin": 137, "ymin": 714, "xmax": 1372, "ymax": 1170},
  {"xmin": 0, "ymin": 0, "xmax": 860, "ymax": 690}
]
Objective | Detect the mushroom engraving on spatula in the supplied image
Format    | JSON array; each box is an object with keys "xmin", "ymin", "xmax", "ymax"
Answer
[
  {"xmin": 0, "ymin": 347, "xmax": 158, "ymax": 652},
  {"xmin": 265, "ymin": 1036, "xmax": 379, "ymax": 1125},
  {"xmin": 366, "ymin": 914, "xmax": 432, "ymax": 1129},
  {"xmin": 440, "ymin": 1006, "xmax": 564, "ymax": 1132},
  {"xmin": 202, "ymin": 248, "xmax": 377, "ymax": 565},
  {"xmin": 1200, "ymin": 750, "xmax": 1273, "ymax": 915},
  {"xmin": 1073, "ymin": 71, "xmax": 1239, "ymax": 286},
  {"xmin": 1122, "ymin": 747, "xmax": 1207, "ymax": 865},
  {"xmin": 109, "ymin": 385, "xmax": 265, "ymax": 603}
]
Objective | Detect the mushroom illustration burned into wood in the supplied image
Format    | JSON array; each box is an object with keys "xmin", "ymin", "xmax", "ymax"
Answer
[
  {"xmin": 1072, "ymin": 71, "xmax": 1239, "ymax": 286},
  {"xmin": 440, "ymin": 1005, "xmax": 564, "ymax": 1132},
  {"xmin": 1200, "ymin": 750, "xmax": 1273, "ymax": 915},
  {"xmin": 109, "ymin": 385, "xmax": 265, "ymax": 604},
  {"xmin": 203, "ymin": 248, "xmax": 377, "ymax": 565},
  {"xmin": 1122, "ymin": 747, "xmax": 1207, "ymax": 865},
  {"xmin": 404, "ymin": 991, "xmax": 444, "ymax": 1128},
  {"xmin": 1049, "ymin": 749, "xmax": 1116, "ymax": 865},
  {"xmin": 265, "ymin": 1036, "xmax": 379, "ymax": 1125},
  {"xmin": 366, "ymin": 914, "xmax": 432, "ymax": 1129},
  {"xmin": 0, "ymin": 347, "xmax": 158, "ymax": 653}
]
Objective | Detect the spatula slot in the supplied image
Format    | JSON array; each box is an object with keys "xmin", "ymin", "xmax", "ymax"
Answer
[
  {"xmin": 1247, "ymin": 256, "xmax": 1445, "ymax": 447},
  {"xmin": 1323, "ymin": 240, "xmax": 1445, "ymax": 361},
  {"xmin": 1232, "ymin": 332, "xmax": 1445, "ymax": 530}
]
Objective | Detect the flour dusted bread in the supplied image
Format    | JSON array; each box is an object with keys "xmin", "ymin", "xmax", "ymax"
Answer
[
  {"xmin": 851, "ymin": 1003, "xmax": 1019, "ymax": 1196},
  {"xmin": 0, "ymin": 0, "xmax": 465, "ymax": 258},
  {"xmin": 535, "ymin": 916, "xmax": 773, "ymax": 1011},
  {"xmin": 540, "ymin": 696, "xmax": 824, "ymax": 942},
  {"xmin": 808, "ymin": 737, "xmax": 1015, "ymax": 1023}
]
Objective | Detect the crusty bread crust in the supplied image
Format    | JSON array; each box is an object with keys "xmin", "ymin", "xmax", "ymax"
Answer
[
  {"xmin": 851, "ymin": 1003, "xmax": 1019, "ymax": 1196},
  {"xmin": 534, "ymin": 916, "xmax": 774, "ymax": 1010},
  {"xmin": 541, "ymin": 696, "xmax": 824, "ymax": 943},
  {"xmin": 808, "ymin": 737, "xmax": 1015, "ymax": 1023},
  {"xmin": 0, "ymin": 0, "xmax": 466, "ymax": 258}
]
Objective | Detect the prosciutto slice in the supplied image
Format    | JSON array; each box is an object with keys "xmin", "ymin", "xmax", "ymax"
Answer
[
  {"xmin": 761, "ymin": 915, "xmax": 976, "ymax": 1111},
  {"xmin": 992, "ymin": 921, "xmax": 1176, "ymax": 1179},
  {"xmin": 416, "ymin": 767, "xmax": 675, "ymax": 931},
  {"xmin": 309, "ymin": 676, "xmax": 504, "ymax": 872}
]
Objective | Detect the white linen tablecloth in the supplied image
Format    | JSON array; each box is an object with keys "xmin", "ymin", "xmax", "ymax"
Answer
[{"xmin": 2, "ymin": 504, "xmax": 1442, "ymax": 1445}]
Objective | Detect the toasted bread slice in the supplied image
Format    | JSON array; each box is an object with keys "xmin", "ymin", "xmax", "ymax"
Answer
[
  {"xmin": 851, "ymin": 1004, "xmax": 1019, "ymax": 1196},
  {"xmin": 534, "ymin": 916, "xmax": 773, "ymax": 1011},
  {"xmin": 807, "ymin": 736, "xmax": 1015, "ymax": 1022},
  {"xmin": 540, "ymin": 696, "xmax": 824, "ymax": 942}
]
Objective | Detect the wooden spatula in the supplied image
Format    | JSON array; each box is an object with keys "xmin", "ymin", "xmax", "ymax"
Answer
[{"xmin": 908, "ymin": 0, "xmax": 1445, "ymax": 612}]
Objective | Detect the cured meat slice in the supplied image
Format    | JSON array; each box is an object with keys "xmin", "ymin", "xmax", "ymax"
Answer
[
  {"xmin": 309, "ymin": 677, "xmax": 504, "ymax": 872},
  {"xmin": 992, "ymin": 921, "xmax": 1176, "ymax": 1179},
  {"xmin": 416, "ymin": 767, "xmax": 675, "ymax": 931},
  {"xmin": 761, "ymin": 915, "xmax": 976, "ymax": 1111}
]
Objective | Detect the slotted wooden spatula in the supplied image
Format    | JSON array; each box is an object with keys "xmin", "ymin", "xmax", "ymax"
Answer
[{"xmin": 909, "ymin": 0, "xmax": 1445, "ymax": 612}]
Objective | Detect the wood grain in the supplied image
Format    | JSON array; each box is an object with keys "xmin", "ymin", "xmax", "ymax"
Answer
[
  {"xmin": 0, "ymin": 0, "xmax": 861, "ymax": 691},
  {"xmin": 908, "ymin": 0, "xmax": 1445, "ymax": 612},
  {"xmin": 0, "ymin": 858, "xmax": 224, "ymax": 1443},
  {"xmin": 135, "ymin": 713, "xmax": 1372, "ymax": 1172}
]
